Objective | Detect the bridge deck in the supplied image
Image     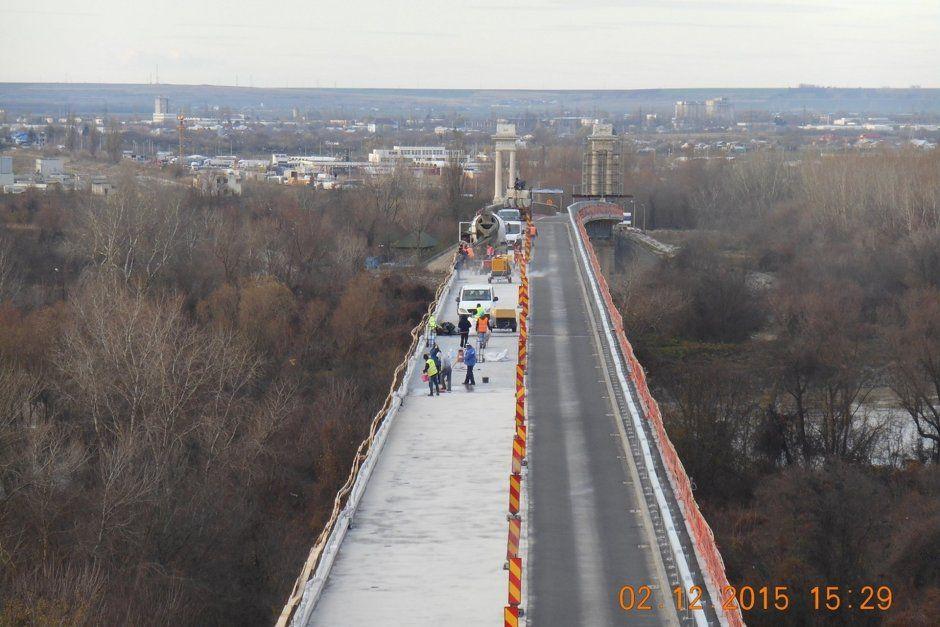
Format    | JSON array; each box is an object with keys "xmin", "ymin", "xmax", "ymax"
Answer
[
  {"xmin": 527, "ymin": 215, "xmax": 679, "ymax": 626},
  {"xmin": 308, "ymin": 264, "xmax": 519, "ymax": 625}
]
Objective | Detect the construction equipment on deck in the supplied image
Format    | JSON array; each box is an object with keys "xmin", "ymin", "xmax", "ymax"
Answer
[
  {"xmin": 491, "ymin": 307, "xmax": 517, "ymax": 332},
  {"xmin": 489, "ymin": 254, "xmax": 512, "ymax": 283}
]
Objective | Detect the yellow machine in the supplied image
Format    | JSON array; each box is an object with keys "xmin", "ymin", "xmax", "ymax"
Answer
[
  {"xmin": 488, "ymin": 254, "xmax": 512, "ymax": 283},
  {"xmin": 491, "ymin": 307, "xmax": 518, "ymax": 332}
]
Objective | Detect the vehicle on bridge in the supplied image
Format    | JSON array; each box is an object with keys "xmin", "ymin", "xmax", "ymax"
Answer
[
  {"xmin": 504, "ymin": 220, "xmax": 523, "ymax": 246},
  {"xmin": 488, "ymin": 254, "xmax": 512, "ymax": 283},
  {"xmin": 490, "ymin": 307, "xmax": 517, "ymax": 332},
  {"xmin": 469, "ymin": 207, "xmax": 505, "ymax": 244},
  {"xmin": 456, "ymin": 284, "xmax": 498, "ymax": 316}
]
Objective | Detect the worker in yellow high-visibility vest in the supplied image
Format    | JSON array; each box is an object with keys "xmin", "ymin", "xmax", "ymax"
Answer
[
  {"xmin": 426, "ymin": 314, "xmax": 437, "ymax": 348},
  {"xmin": 422, "ymin": 352, "xmax": 440, "ymax": 396}
]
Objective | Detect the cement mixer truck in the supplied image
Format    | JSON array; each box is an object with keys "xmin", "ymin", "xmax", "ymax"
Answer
[{"xmin": 460, "ymin": 205, "xmax": 507, "ymax": 246}]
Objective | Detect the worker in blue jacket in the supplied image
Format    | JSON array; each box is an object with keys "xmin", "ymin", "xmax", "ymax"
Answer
[{"xmin": 463, "ymin": 344, "xmax": 477, "ymax": 387}]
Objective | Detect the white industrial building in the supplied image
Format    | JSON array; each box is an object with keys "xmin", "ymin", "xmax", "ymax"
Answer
[
  {"xmin": 35, "ymin": 157, "xmax": 64, "ymax": 178},
  {"xmin": 368, "ymin": 146, "xmax": 464, "ymax": 166},
  {"xmin": 272, "ymin": 154, "xmax": 341, "ymax": 168},
  {"xmin": 0, "ymin": 156, "xmax": 13, "ymax": 188}
]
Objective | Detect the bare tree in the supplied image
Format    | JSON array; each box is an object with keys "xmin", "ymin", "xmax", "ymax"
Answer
[
  {"xmin": 361, "ymin": 165, "xmax": 408, "ymax": 249},
  {"xmin": 71, "ymin": 186, "xmax": 186, "ymax": 292},
  {"xmin": 886, "ymin": 288, "xmax": 940, "ymax": 462},
  {"xmin": 0, "ymin": 237, "xmax": 22, "ymax": 303}
]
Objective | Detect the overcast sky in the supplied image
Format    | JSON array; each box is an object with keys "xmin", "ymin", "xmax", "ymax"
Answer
[{"xmin": 1, "ymin": 0, "xmax": 938, "ymax": 89}]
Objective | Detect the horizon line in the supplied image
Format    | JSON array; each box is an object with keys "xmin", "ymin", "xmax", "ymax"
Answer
[{"xmin": 2, "ymin": 81, "xmax": 939, "ymax": 92}]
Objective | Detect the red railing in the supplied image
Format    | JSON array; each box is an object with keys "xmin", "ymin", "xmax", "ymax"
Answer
[{"xmin": 573, "ymin": 203, "xmax": 744, "ymax": 627}]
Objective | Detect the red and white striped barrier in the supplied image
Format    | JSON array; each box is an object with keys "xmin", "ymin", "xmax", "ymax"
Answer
[
  {"xmin": 507, "ymin": 516, "xmax": 521, "ymax": 559},
  {"xmin": 501, "ymin": 221, "xmax": 533, "ymax": 622},
  {"xmin": 508, "ymin": 472, "xmax": 521, "ymax": 517},
  {"xmin": 508, "ymin": 556, "xmax": 523, "ymax": 606}
]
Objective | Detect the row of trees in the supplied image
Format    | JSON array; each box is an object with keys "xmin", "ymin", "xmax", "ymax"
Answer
[
  {"xmin": 609, "ymin": 148, "xmax": 940, "ymax": 624},
  {"xmin": 0, "ymin": 174, "xmax": 457, "ymax": 623}
]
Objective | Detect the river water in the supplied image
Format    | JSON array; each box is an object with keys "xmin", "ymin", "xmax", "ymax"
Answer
[{"xmin": 593, "ymin": 232, "xmax": 925, "ymax": 465}]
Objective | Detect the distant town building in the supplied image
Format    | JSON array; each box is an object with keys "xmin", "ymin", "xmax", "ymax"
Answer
[
  {"xmin": 90, "ymin": 176, "xmax": 114, "ymax": 196},
  {"xmin": 705, "ymin": 97, "xmax": 734, "ymax": 121},
  {"xmin": 675, "ymin": 101, "xmax": 706, "ymax": 121},
  {"xmin": 368, "ymin": 146, "xmax": 464, "ymax": 166},
  {"xmin": 0, "ymin": 156, "xmax": 13, "ymax": 188},
  {"xmin": 194, "ymin": 171, "xmax": 242, "ymax": 196},
  {"xmin": 35, "ymin": 157, "xmax": 64, "ymax": 178},
  {"xmin": 271, "ymin": 154, "xmax": 341, "ymax": 169},
  {"xmin": 153, "ymin": 96, "xmax": 174, "ymax": 123},
  {"xmin": 675, "ymin": 99, "xmax": 733, "ymax": 124}
]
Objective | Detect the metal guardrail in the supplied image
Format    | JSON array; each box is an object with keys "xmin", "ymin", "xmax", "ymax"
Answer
[{"xmin": 277, "ymin": 252, "xmax": 458, "ymax": 627}]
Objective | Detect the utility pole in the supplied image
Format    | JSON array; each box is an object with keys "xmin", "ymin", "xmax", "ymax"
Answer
[{"xmin": 177, "ymin": 113, "xmax": 185, "ymax": 165}]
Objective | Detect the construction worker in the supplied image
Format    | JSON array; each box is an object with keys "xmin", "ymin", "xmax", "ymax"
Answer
[
  {"xmin": 455, "ymin": 245, "xmax": 467, "ymax": 278},
  {"xmin": 476, "ymin": 312, "xmax": 490, "ymax": 359},
  {"xmin": 465, "ymin": 245, "xmax": 477, "ymax": 272},
  {"xmin": 463, "ymin": 344, "xmax": 477, "ymax": 387},
  {"xmin": 457, "ymin": 313, "xmax": 471, "ymax": 347},
  {"xmin": 426, "ymin": 313, "xmax": 437, "ymax": 348},
  {"xmin": 474, "ymin": 303, "xmax": 485, "ymax": 319},
  {"xmin": 422, "ymin": 353, "xmax": 440, "ymax": 396},
  {"xmin": 439, "ymin": 352, "xmax": 453, "ymax": 392},
  {"xmin": 528, "ymin": 223, "xmax": 537, "ymax": 239}
]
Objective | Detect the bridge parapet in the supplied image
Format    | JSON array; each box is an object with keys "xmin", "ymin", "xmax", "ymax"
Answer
[
  {"xmin": 575, "ymin": 202, "xmax": 625, "ymax": 238},
  {"xmin": 569, "ymin": 201, "xmax": 745, "ymax": 627}
]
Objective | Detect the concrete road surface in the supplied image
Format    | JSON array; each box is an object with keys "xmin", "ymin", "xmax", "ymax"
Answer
[
  {"xmin": 308, "ymin": 263, "xmax": 520, "ymax": 626},
  {"xmin": 526, "ymin": 215, "xmax": 678, "ymax": 626}
]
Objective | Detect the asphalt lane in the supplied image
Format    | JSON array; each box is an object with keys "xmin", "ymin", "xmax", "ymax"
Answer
[{"xmin": 527, "ymin": 215, "xmax": 675, "ymax": 626}]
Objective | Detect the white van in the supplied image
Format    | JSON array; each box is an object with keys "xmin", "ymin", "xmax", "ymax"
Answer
[{"xmin": 456, "ymin": 284, "xmax": 499, "ymax": 316}]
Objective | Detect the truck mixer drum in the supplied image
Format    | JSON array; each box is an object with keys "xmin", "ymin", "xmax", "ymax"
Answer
[
  {"xmin": 475, "ymin": 212, "xmax": 498, "ymax": 237},
  {"xmin": 468, "ymin": 206, "xmax": 508, "ymax": 245}
]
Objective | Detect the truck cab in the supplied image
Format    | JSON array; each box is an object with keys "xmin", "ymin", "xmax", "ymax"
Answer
[{"xmin": 504, "ymin": 221, "xmax": 523, "ymax": 245}]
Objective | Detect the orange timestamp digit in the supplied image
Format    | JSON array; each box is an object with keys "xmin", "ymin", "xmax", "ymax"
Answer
[
  {"xmin": 859, "ymin": 585, "xmax": 893, "ymax": 611},
  {"xmin": 673, "ymin": 585, "xmax": 705, "ymax": 611},
  {"xmin": 721, "ymin": 585, "xmax": 791, "ymax": 611},
  {"xmin": 811, "ymin": 585, "xmax": 893, "ymax": 611},
  {"xmin": 619, "ymin": 585, "xmax": 654, "ymax": 611}
]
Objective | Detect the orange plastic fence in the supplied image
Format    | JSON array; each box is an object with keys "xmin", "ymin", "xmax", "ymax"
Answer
[{"xmin": 574, "ymin": 204, "xmax": 744, "ymax": 627}]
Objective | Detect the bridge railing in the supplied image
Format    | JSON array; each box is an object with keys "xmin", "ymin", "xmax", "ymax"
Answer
[
  {"xmin": 571, "ymin": 202, "xmax": 744, "ymax": 627},
  {"xmin": 277, "ymin": 253, "xmax": 458, "ymax": 627}
]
